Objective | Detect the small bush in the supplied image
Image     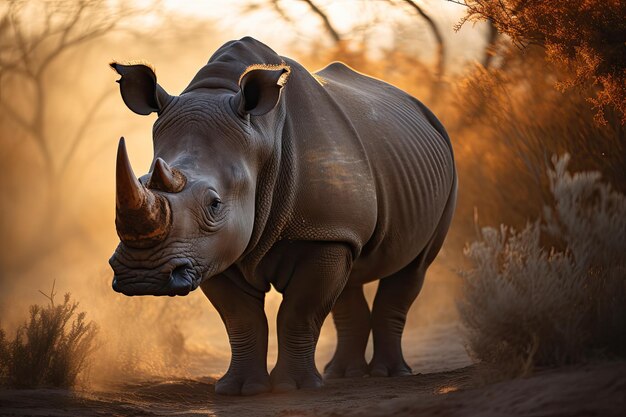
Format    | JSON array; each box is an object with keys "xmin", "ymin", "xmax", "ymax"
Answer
[
  {"xmin": 0, "ymin": 284, "xmax": 98, "ymax": 388},
  {"xmin": 459, "ymin": 154, "xmax": 626, "ymax": 376}
]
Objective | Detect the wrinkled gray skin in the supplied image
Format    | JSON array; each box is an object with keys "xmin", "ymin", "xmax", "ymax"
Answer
[{"xmin": 109, "ymin": 37, "xmax": 457, "ymax": 395}]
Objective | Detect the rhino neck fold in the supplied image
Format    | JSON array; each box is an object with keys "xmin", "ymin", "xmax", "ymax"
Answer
[{"xmin": 235, "ymin": 102, "xmax": 296, "ymax": 287}]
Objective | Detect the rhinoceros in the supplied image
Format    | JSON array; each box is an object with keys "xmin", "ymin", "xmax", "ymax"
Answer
[{"xmin": 109, "ymin": 37, "xmax": 456, "ymax": 395}]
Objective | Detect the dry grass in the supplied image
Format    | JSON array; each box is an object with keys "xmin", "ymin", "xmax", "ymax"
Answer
[
  {"xmin": 459, "ymin": 155, "xmax": 626, "ymax": 376},
  {"xmin": 0, "ymin": 283, "xmax": 98, "ymax": 388}
]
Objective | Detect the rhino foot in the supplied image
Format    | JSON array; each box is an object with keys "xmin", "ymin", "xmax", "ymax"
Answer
[
  {"xmin": 270, "ymin": 365, "xmax": 323, "ymax": 392},
  {"xmin": 324, "ymin": 357, "xmax": 368, "ymax": 379},
  {"xmin": 215, "ymin": 372, "xmax": 271, "ymax": 396},
  {"xmin": 368, "ymin": 358, "xmax": 413, "ymax": 377}
]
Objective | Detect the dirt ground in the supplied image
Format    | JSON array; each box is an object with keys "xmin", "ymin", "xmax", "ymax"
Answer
[{"xmin": 1, "ymin": 324, "xmax": 625, "ymax": 417}]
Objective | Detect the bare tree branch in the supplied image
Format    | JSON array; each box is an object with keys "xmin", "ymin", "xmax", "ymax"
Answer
[
  {"xmin": 271, "ymin": 0, "xmax": 295, "ymax": 25},
  {"xmin": 401, "ymin": 0, "xmax": 446, "ymax": 81},
  {"xmin": 483, "ymin": 18, "xmax": 498, "ymax": 68},
  {"xmin": 0, "ymin": 100, "xmax": 33, "ymax": 134},
  {"xmin": 445, "ymin": 0, "xmax": 468, "ymax": 6},
  {"xmin": 301, "ymin": 0, "xmax": 341, "ymax": 44},
  {"xmin": 8, "ymin": 7, "xmax": 32, "ymax": 75},
  {"xmin": 38, "ymin": 279, "xmax": 57, "ymax": 306},
  {"xmin": 38, "ymin": 5, "xmax": 117, "ymax": 77},
  {"xmin": 58, "ymin": 89, "xmax": 114, "ymax": 178}
]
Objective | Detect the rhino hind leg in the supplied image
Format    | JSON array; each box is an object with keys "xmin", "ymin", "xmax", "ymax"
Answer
[
  {"xmin": 271, "ymin": 242, "xmax": 353, "ymax": 392},
  {"xmin": 324, "ymin": 284, "xmax": 370, "ymax": 379},
  {"xmin": 369, "ymin": 257, "xmax": 426, "ymax": 377},
  {"xmin": 200, "ymin": 275, "xmax": 271, "ymax": 396},
  {"xmin": 369, "ymin": 178, "xmax": 457, "ymax": 377}
]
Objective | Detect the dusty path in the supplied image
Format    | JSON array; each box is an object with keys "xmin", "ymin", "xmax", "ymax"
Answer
[
  {"xmin": 334, "ymin": 361, "xmax": 626, "ymax": 417},
  {"xmin": 0, "ymin": 367, "xmax": 472, "ymax": 416},
  {"xmin": 1, "ymin": 362, "xmax": 625, "ymax": 416},
  {"xmin": 1, "ymin": 324, "xmax": 624, "ymax": 416}
]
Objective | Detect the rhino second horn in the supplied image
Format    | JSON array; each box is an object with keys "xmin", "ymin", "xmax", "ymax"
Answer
[
  {"xmin": 148, "ymin": 158, "xmax": 186, "ymax": 193},
  {"xmin": 115, "ymin": 137, "xmax": 171, "ymax": 248}
]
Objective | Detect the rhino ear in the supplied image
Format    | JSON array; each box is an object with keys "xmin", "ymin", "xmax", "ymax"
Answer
[
  {"xmin": 110, "ymin": 62, "xmax": 172, "ymax": 115},
  {"xmin": 234, "ymin": 65, "xmax": 290, "ymax": 117}
]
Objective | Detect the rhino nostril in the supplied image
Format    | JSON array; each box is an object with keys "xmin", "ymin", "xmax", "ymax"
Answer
[
  {"xmin": 171, "ymin": 263, "xmax": 192, "ymax": 278},
  {"xmin": 169, "ymin": 260, "xmax": 194, "ymax": 280},
  {"xmin": 167, "ymin": 261, "xmax": 197, "ymax": 296}
]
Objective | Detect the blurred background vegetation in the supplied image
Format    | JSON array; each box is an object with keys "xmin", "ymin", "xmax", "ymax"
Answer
[{"xmin": 0, "ymin": 0, "xmax": 623, "ymax": 386}]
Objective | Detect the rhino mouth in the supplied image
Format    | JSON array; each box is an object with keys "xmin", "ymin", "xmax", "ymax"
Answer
[{"xmin": 110, "ymin": 256, "xmax": 200, "ymax": 296}]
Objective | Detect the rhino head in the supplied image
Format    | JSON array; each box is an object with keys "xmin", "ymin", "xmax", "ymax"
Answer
[{"xmin": 109, "ymin": 62, "xmax": 289, "ymax": 296}]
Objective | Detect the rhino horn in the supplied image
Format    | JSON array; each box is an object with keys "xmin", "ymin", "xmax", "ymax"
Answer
[
  {"xmin": 116, "ymin": 137, "xmax": 144, "ymax": 210},
  {"xmin": 115, "ymin": 137, "xmax": 171, "ymax": 248},
  {"xmin": 148, "ymin": 158, "xmax": 186, "ymax": 193}
]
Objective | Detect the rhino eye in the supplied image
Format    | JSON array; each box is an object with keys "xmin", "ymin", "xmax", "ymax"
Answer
[
  {"xmin": 202, "ymin": 189, "xmax": 225, "ymax": 225},
  {"xmin": 209, "ymin": 198, "xmax": 222, "ymax": 213}
]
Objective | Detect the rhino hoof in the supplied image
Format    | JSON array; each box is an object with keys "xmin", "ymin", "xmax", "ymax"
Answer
[
  {"xmin": 241, "ymin": 381, "xmax": 272, "ymax": 396},
  {"xmin": 272, "ymin": 381, "xmax": 298, "ymax": 393},
  {"xmin": 270, "ymin": 367, "xmax": 323, "ymax": 392},
  {"xmin": 324, "ymin": 361, "xmax": 368, "ymax": 379},
  {"xmin": 368, "ymin": 362, "xmax": 413, "ymax": 377},
  {"xmin": 215, "ymin": 373, "xmax": 271, "ymax": 396}
]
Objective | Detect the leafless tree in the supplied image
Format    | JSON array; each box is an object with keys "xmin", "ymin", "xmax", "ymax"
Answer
[
  {"xmin": 0, "ymin": 0, "xmax": 152, "ymax": 275},
  {"xmin": 0, "ymin": 0, "xmax": 141, "ymax": 183}
]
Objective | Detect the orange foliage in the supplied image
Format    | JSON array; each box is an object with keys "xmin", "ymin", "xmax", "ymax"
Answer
[{"xmin": 456, "ymin": 0, "xmax": 626, "ymax": 124}]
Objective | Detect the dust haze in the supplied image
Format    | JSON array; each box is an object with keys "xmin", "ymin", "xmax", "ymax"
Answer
[
  {"xmin": 0, "ymin": 1, "xmax": 484, "ymax": 385},
  {"xmin": 2, "ymin": 2, "xmax": 625, "ymax": 416}
]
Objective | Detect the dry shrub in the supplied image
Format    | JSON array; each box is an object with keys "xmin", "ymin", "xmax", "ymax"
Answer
[
  {"xmin": 450, "ymin": 46, "xmax": 625, "ymax": 258},
  {"xmin": 0, "ymin": 284, "xmax": 98, "ymax": 388},
  {"xmin": 459, "ymin": 154, "xmax": 626, "ymax": 376}
]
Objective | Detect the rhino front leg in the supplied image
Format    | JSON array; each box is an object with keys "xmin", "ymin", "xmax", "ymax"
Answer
[
  {"xmin": 271, "ymin": 242, "xmax": 353, "ymax": 392},
  {"xmin": 201, "ymin": 274, "xmax": 270, "ymax": 396}
]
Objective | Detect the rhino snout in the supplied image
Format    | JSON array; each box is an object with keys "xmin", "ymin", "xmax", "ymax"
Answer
[{"xmin": 110, "ymin": 255, "xmax": 200, "ymax": 296}]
